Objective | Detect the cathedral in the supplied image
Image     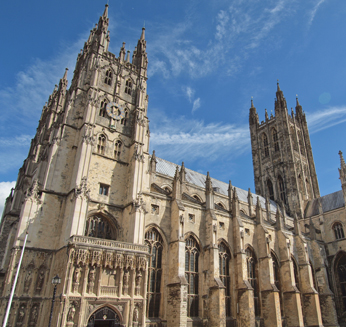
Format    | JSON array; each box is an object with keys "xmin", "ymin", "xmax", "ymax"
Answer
[{"xmin": 1, "ymin": 4, "xmax": 346, "ymax": 327}]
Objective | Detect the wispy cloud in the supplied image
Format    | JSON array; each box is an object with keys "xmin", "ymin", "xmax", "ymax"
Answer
[
  {"xmin": 0, "ymin": 181, "xmax": 16, "ymax": 217},
  {"xmin": 306, "ymin": 106, "xmax": 346, "ymax": 133},
  {"xmin": 149, "ymin": 109, "xmax": 250, "ymax": 164},
  {"xmin": 308, "ymin": 0, "xmax": 327, "ymax": 27},
  {"xmin": 192, "ymin": 98, "xmax": 201, "ymax": 113},
  {"xmin": 182, "ymin": 86, "xmax": 201, "ymax": 113}
]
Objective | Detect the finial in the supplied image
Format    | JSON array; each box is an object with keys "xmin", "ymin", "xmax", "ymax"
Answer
[
  {"xmin": 339, "ymin": 150, "xmax": 346, "ymax": 168},
  {"xmin": 296, "ymin": 95, "xmax": 300, "ymax": 107},
  {"xmin": 152, "ymin": 150, "xmax": 156, "ymax": 159},
  {"xmin": 265, "ymin": 108, "xmax": 269, "ymax": 120},
  {"xmin": 126, "ymin": 50, "xmax": 130, "ymax": 62},
  {"xmin": 63, "ymin": 68, "xmax": 68, "ymax": 80},
  {"xmin": 277, "ymin": 79, "xmax": 280, "ymax": 91},
  {"xmin": 103, "ymin": 3, "xmax": 109, "ymax": 18},
  {"xmin": 251, "ymin": 96, "xmax": 254, "ymax": 108},
  {"xmin": 122, "ymin": 42, "xmax": 126, "ymax": 49},
  {"xmin": 140, "ymin": 27, "xmax": 145, "ymax": 40}
]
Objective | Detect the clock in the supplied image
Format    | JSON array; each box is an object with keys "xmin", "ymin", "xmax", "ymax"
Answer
[{"xmin": 106, "ymin": 102, "xmax": 125, "ymax": 120}]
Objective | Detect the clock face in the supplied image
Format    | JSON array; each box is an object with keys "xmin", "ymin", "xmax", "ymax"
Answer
[{"xmin": 106, "ymin": 102, "xmax": 125, "ymax": 120}]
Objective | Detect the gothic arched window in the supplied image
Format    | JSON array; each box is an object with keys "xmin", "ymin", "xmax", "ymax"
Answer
[
  {"xmin": 121, "ymin": 110, "xmax": 128, "ymax": 126},
  {"xmin": 333, "ymin": 222, "xmax": 345, "ymax": 240},
  {"xmin": 272, "ymin": 128, "xmax": 279, "ymax": 152},
  {"xmin": 145, "ymin": 228, "xmax": 163, "ymax": 318},
  {"xmin": 291, "ymin": 127, "xmax": 298, "ymax": 152},
  {"xmin": 246, "ymin": 247, "xmax": 260, "ymax": 316},
  {"xmin": 85, "ymin": 215, "xmax": 116, "ymax": 240},
  {"xmin": 104, "ymin": 69, "xmax": 112, "ymax": 86},
  {"xmin": 99, "ymin": 100, "xmax": 107, "ymax": 117},
  {"xmin": 335, "ymin": 252, "xmax": 346, "ymax": 313},
  {"xmin": 263, "ymin": 133, "xmax": 269, "ymax": 157},
  {"xmin": 278, "ymin": 175, "xmax": 286, "ymax": 204},
  {"xmin": 97, "ymin": 134, "xmax": 106, "ymax": 155},
  {"xmin": 114, "ymin": 140, "xmax": 122, "ymax": 160},
  {"xmin": 125, "ymin": 79, "xmax": 132, "ymax": 95},
  {"xmin": 219, "ymin": 242, "xmax": 231, "ymax": 317},
  {"xmin": 267, "ymin": 179, "xmax": 274, "ymax": 201},
  {"xmin": 186, "ymin": 236, "xmax": 200, "ymax": 317}
]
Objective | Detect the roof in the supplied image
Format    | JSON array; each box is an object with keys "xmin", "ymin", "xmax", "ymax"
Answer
[
  {"xmin": 305, "ymin": 190, "xmax": 345, "ymax": 217},
  {"xmin": 155, "ymin": 157, "xmax": 278, "ymax": 213}
]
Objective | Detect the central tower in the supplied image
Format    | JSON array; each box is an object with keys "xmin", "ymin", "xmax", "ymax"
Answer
[{"xmin": 249, "ymin": 83, "xmax": 320, "ymax": 218}]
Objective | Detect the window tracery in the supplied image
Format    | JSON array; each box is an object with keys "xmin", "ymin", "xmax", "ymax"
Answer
[
  {"xmin": 263, "ymin": 133, "xmax": 269, "ymax": 157},
  {"xmin": 104, "ymin": 69, "xmax": 112, "ymax": 86},
  {"xmin": 125, "ymin": 79, "xmax": 132, "ymax": 95},
  {"xmin": 99, "ymin": 100, "xmax": 107, "ymax": 117},
  {"xmin": 246, "ymin": 247, "xmax": 260, "ymax": 316},
  {"xmin": 278, "ymin": 175, "xmax": 286, "ymax": 204},
  {"xmin": 333, "ymin": 222, "xmax": 345, "ymax": 240},
  {"xmin": 145, "ymin": 228, "xmax": 163, "ymax": 318},
  {"xmin": 114, "ymin": 140, "xmax": 122, "ymax": 160},
  {"xmin": 84, "ymin": 215, "xmax": 115, "ymax": 240},
  {"xmin": 97, "ymin": 134, "xmax": 106, "ymax": 155},
  {"xmin": 219, "ymin": 242, "xmax": 231, "ymax": 317},
  {"xmin": 185, "ymin": 236, "xmax": 199, "ymax": 317}
]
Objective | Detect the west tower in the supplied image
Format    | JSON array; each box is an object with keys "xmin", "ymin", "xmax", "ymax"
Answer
[{"xmin": 249, "ymin": 83, "xmax": 320, "ymax": 218}]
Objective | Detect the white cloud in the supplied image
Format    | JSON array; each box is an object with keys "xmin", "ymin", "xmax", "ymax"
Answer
[
  {"xmin": 183, "ymin": 86, "xmax": 195, "ymax": 102},
  {"xmin": 192, "ymin": 98, "xmax": 201, "ymax": 113},
  {"xmin": 150, "ymin": 110, "xmax": 250, "ymax": 163},
  {"xmin": 0, "ymin": 181, "xmax": 16, "ymax": 218},
  {"xmin": 308, "ymin": 0, "xmax": 327, "ymax": 27},
  {"xmin": 306, "ymin": 106, "xmax": 346, "ymax": 133}
]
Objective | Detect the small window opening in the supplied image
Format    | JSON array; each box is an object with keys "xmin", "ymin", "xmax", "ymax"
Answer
[
  {"xmin": 125, "ymin": 79, "xmax": 132, "ymax": 95},
  {"xmin": 104, "ymin": 69, "xmax": 112, "ymax": 86},
  {"xmin": 97, "ymin": 134, "xmax": 106, "ymax": 155},
  {"xmin": 99, "ymin": 184, "xmax": 109, "ymax": 196}
]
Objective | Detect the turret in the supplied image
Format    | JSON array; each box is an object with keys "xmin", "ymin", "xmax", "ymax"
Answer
[
  {"xmin": 249, "ymin": 98, "xmax": 259, "ymax": 126},
  {"xmin": 274, "ymin": 81, "xmax": 287, "ymax": 114},
  {"xmin": 133, "ymin": 28, "xmax": 148, "ymax": 76}
]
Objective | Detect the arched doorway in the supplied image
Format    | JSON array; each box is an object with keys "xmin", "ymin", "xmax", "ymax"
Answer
[{"xmin": 87, "ymin": 306, "xmax": 121, "ymax": 327}]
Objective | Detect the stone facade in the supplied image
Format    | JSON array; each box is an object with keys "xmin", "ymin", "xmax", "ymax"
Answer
[{"xmin": 0, "ymin": 5, "xmax": 346, "ymax": 327}]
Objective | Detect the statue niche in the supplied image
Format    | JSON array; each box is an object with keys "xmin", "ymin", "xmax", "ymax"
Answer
[{"xmin": 35, "ymin": 265, "xmax": 46, "ymax": 295}]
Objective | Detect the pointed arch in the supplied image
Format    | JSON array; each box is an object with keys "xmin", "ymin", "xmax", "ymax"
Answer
[
  {"xmin": 86, "ymin": 304, "xmax": 123, "ymax": 326},
  {"xmin": 96, "ymin": 133, "xmax": 107, "ymax": 155},
  {"xmin": 99, "ymin": 99, "xmax": 108, "ymax": 117},
  {"xmin": 192, "ymin": 194, "xmax": 203, "ymax": 203},
  {"xmin": 219, "ymin": 240, "xmax": 232, "ymax": 317},
  {"xmin": 145, "ymin": 226, "xmax": 164, "ymax": 318},
  {"xmin": 185, "ymin": 234, "xmax": 200, "ymax": 317},
  {"xmin": 85, "ymin": 211, "xmax": 119, "ymax": 240},
  {"xmin": 277, "ymin": 175, "xmax": 286, "ymax": 204},
  {"xmin": 333, "ymin": 222, "xmax": 345, "ymax": 240},
  {"xmin": 246, "ymin": 246, "xmax": 260, "ymax": 316},
  {"xmin": 114, "ymin": 140, "xmax": 122, "ymax": 160},
  {"xmin": 104, "ymin": 69, "xmax": 113, "ymax": 86},
  {"xmin": 267, "ymin": 179, "xmax": 274, "ymax": 201}
]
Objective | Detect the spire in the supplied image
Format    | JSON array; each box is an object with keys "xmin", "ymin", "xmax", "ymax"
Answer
[
  {"xmin": 205, "ymin": 172, "xmax": 212, "ymax": 193},
  {"xmin": 295, "ymin": 95, "xmax": 303, "ymax": 118},
  {"xmin": 249, "ymin": 97, "xmax": 259, "ymax": 126},
  {"xmin": 275, "ymin": 80, "xmax": 287, "ymax": 111},
  {"xmin": 133, "ymin": 28, "xmax": 147, "ymax": 72},
  {"xmin": 180, "ymin": 162, "xmax": 186, "ymax": 182},
  {"xmin": 150, "ymin": 150, "xmax": 157, "ymax": 172},
  {"xmin": 140, "ymin": 27, "xmax": 145, "ymax": 40},
  {"xmin": 126, "ymin": 50, "xmax": 130, "ymax": 63},
  {"xmin": 103, "ymin": 3, "xmax": 109, "ymax": 18},
  {"xmin": 256, "ymin": 197, "xmax": 263, "ymax": 224},
  {"xmin": 228, "ymin": 180, "xmax": 233, "ymax": 208}
]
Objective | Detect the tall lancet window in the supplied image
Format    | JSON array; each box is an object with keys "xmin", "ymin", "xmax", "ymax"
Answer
[
  {"xmin": 185, "ymin": 236, "xmax": 200, "ymax": 317},
  {"xmin": 99, "ymin": 100, "xmax": 107, "ymax": 117},
  {"xmin": 246, "ymin": 247, "xmax": 260, "ymax": 316},
  {"xmin": 145, "ymin": 228, "xmax": 163, "ymax": 318},
  {"xmin": 278, "ymin": 176, "xmax": 286, "ymax": 204},
  {"xmin": 333, "ymin": 222, "xmax": 345, "ymax": 240},
  {"xmin": 267, "ymin": 179, "xmax": 274, "ymax": 201},
  {"xmin": 263, "ymin": 133, "xmax": 269, "ymax": 157},
  {"xmin": 273, "ymin": 128, "xmax": 279, "ymax": 152},
  {"xmin": 219, "ymin": 242, "xmax": 231, "ymax": 317},
  {"xmin": 104, "ymin": 69, "xmax": 112, "ymax": 86},
  {"xmin": 97, "ymin": 134, "xmax": 106, "ymax": 155},
  {"xmin": 125, "ymin": 79, "xmax": 132, "ymax": 95},
  {"xmin": 114, "ymin": 140, "xmax": 122, "ymax": 160}
]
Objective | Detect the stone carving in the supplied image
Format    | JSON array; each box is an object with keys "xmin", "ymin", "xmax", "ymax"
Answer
[
  {"xmin": 35, "ymin": 267, "xmax": 45, "ymax": 294},
  {"xmin": 74, "ymin": 248, "xmax": 89, "ymax": 265},
  {"xmin": 115, "ymin": 254, "xmax": 124, "ymax": 269},
  {"xmin": 23, "ymin": 264, "xmax": 34, "ymax": 294},
  {"xmin": 136, "ymin": 256, "xmax": 147, "ymax": 270},
  {"xmin": 88, "ymin": 266, "xmax": 96, "ymax": 293},
  {"xmin": 16, "ymin": 304, "xmax": 26, "ymax": 326},
  {"xmin": 28, "ymin": 304, "xmax": 39, "ymax": 326},
  {"xmin": 135, "ymin": 270, "xmax": 142, "ymax": 296},
  {"xmin": 67, "ymin": 304, "xmax": 76, "ymax": 322},
  {"xmin": 90, "ymin": 250, "xmax": 102, "ymax": 266},
  {"xmin": 72, "ymin": 265, "xmax": 82, "ymax": 293},
  {"xmin": 25, "ymin": 180, "xmax": 41, "ymax": 204},
  {"xmin": 133, "ymin": 306, "xmax": 139, "ymax": 323},
  {"xmin": 125, "ymin": 255, "xmax": 134, "ymax": 270},
  {"xmin": 123, "ymin": 270, "xmax": 129, "ymax": 295},
  {"xmin": 74, "ymin": 176, "xmax": 90, "ymax": 200},
  {"xmin": 104, "ymin": 252, "xmax": 114, "ymax": 268}
]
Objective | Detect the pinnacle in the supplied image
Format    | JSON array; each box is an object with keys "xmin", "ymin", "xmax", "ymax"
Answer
[
  {"xmin": 339, "ymin": 150, "xmax": 346, "ymax": 168},
  {"xmin": 63, "ymin": 68, "xmax": 68, "ymax": 80},
  {"xmin": 103, "ymin": 4, "xmax": 109, "ymax": 18},
  {"xmin": 140, "ymin": 27, "xmax": 145, "ymax": 40}
]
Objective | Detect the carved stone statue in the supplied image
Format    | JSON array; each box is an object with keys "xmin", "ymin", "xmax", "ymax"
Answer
[
  {"xmin": 16, "ymin": 304, "xmax": 26, "ymax": 326},
  {"xmin": 88, "ymin": 266, "xmax": 96, "ymax": 293},
  {"xmin": 67, "ymin": 305, "xmax": 76, "ymax": 322},
  {"xmin": 29, "ymin": 304, "xmax": 39, "ymax": 326},
  {"xmin": 135, "ymin": 270, "xmax": 142, "ymax": 295},
  {"xmin": 133, "ymin": 306, "xmax": 139, "ymax": 322},
  {"xmin": 72, "ymin": 265, "xmax": 82, "ymax": 293},
  {"xmin": 35, "ymin": 268, "xmax": 45, "ymax": 293},
  {"xmin": 123, "ymin": 270, "xmax": 129, "ymax": 295},
  {"xmin": 23, "ymin": 268, "xmax": 33, "ymax": 293}
]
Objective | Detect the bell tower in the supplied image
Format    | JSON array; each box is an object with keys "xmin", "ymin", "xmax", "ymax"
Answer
[{"xmin": 249, "ymin": 82, "xmax": 320, "ymax": 218}]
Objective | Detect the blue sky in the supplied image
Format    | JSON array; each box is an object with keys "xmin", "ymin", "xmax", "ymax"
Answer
[{"xmin": 1, "ymin": 0, "xmax": 346, "ymax": 212}]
